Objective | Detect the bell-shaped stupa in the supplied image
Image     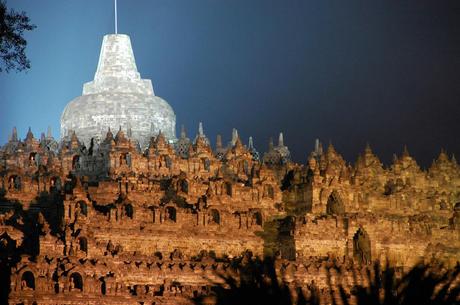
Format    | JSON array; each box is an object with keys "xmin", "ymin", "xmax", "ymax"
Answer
[{"xmin": 60, "ymin": 34, "xmax": 176, "ymax": 148}]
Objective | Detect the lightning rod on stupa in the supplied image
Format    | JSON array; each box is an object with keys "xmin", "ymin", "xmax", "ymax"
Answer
[{"xmin": 114, "ymin": 0, "xmax": 118, "ymax": 34}]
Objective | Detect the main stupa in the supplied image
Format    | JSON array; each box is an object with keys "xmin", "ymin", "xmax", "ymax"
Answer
[{"xmin": 60, "ymin": 34, "xmax": 176, "ymax": 148}]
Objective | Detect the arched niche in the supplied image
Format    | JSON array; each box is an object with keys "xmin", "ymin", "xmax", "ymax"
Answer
[
  {"xmin": 265, "ymin": 184, "xmax": 274, "ymax": 199},
  {"xmin": 76, "ymin": 200, "xmax": 88, "ymax": 216},
  {"xmin": 234, "ymin": 212, "xmax": 242, "ymax": 229},
  {"xmin": 52, "ymin": 270, "xmax": 59, "ymax": 293},
  {"xmin": 209, "ymin": 209, "xmax": 220, "ymax": 225},
  {"xmin": 326, "ymin": 190, "xmax": 345, "ymax": 215},
  {"xmin": 149, "ymin": 206, "xmax": 157, "ymax": 223},
  {"xmin": 242, "ymin": 160, "xmax": 250, "ymax": 175},
  {"xmin": 79, "ymin": 237, "xmax": 88, "ymax": 253},
  {"xmin": 225, "ymin": 182, "xmax": 232, "ymax": 196},
  {"xmin": 9, "ymin": 175, "xmax": 21, "ymax": 190},
  {"xmin": 119, "ymin": 152, "xmax": 132, "ymax": 167},
  {"xmin": 154, "ymin": 251, "xmax": 163, "ymax": 260},
  {"xmin": 100, "ymin": 278, "xmax": 106, "ymax": 295},
  {"xmin": 20, "ymin": 271, "xmax": 35, "ymax": 290},
  {"xmin": 124, "ymin": 204, "xmax": 134, "ymax": 219},
  {"xmin": 72, "ymin": 155, "xmax": 80, "ymax": 170},
  {"xmin": 202, "ymin": 158, "xmax": 211, "ymax": 171},
  {"xmin": 70, "ymin": 272, "xmax": 83, "ymax": 291},
  {"xmin": 251, "ymin": 211, "xmax": 263, "ymax": 226},
  {"xmin": 170, "ymin": 249, "xmax": 183, "ymax": 260},
  {"xmin": 50, "ymin": 176, "xmax": 62, "ymax": 192},
  {"xmin": 165, "ymin": 155, "xmax": 173, "ymax": 169},
  {"xmin": 353, "ymin": 227, "xmax": 371, "ymax": 264},
  {"xmin": 165, "ymin": 206, "xmax": 176, "ymax": 222},
  {"xmin": 180, "ymin": 179, "xmax": 188, "ymax": 193},
  {"xmin": 29, "ymin": 152, "xmax": 37, "ymax": 162}
]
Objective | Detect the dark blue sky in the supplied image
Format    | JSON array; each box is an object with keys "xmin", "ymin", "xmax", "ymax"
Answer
[{"xmin": 1, "ymin": 0, "xmax": 459, "ymax": 167}]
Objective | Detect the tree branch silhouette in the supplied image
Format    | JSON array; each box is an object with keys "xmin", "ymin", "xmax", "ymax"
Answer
[{"xmin": 0, "ymin": 0, "xmax": 36, "ymax": 73}]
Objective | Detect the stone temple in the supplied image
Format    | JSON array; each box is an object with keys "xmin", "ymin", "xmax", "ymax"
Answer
[
  {"xmin": 60, "ymin": 34, "xmax": 176, "ymax": 148},
  {"xmin": 0, "ymin": 31, "xmax": 459, "ymax": 305}
]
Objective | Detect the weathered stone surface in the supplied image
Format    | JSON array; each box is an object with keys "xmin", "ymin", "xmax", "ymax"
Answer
[
  {"xmin": 61, "ymin": 34, "xmax": 176, "ymax": 148},
  {"xmin": 2, "ymin": 31, "xmax": 459, "ymax": 305},
  {"xmin": 1, "ymin": 130, "xmax": 459, "ymax": 305}
]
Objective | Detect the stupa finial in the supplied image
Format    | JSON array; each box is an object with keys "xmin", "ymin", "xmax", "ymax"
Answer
[
  {"xmin": 180, "ymin": 125, "xmax": 186, "ymax": 138},
  {"xmin": 278, "ymin": 132, "xmax": 284, "ymax": 147},
  {"xmin": 47, "ymin": 126, "xmax": 52, "ymax": 139},
  {"xmin": 114, "ymin": 0, "xmax": 118, "ymax": 34},
  {"xmin": 248, "ymin": 136, "xmax": 254, "ymax": 149},
  {"xmin": 231, "ymin": 128, "xmax": 239, "ymax": 146}
]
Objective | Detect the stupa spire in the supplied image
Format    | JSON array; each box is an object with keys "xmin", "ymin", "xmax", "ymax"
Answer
[
  {"xmin": 278, "ymin": 132, "xmax": 284, "ymax": 147},
  {"xmin": 11, "ymin": 127, "xmax": 18, "ymax": 142},
  {"xmin": 81, "ymin": 33, "xmax": 150, "ymax": 96},
  {"xmin": 216, "ymin": 134, "xmax": 223, "ymax": 149},
  {"xmin": 248, "ymin": 136, "xmax": 254, "ymax": 149},
  {"xmin": 26, "ymin": 127, "xmax": 34, "ymax": 141},
  {"xmin": 114, "ymin": 0, "xmax": 118, "ymax": 34},
  {"xmin": 46, "ymin": 126, "xmax": 52, "ymax": 139},
  {"xmin": 127, "ymin": 122, "xmax": 132, "ymax": 138},
  {"xmin": 60, "ymin": 7, "xmax": 176, "ymax": 148},
  {"xmin": 231, "ymin": 128, "xmax": 239, "ymax": 146},
  {"xmin": 268, "ymin": 137, "xmax": 274, "ymax": 151}
]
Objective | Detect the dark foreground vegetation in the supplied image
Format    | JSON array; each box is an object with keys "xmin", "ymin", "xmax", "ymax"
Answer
[{"xmin": 193, "ymin": 255, "xmax": 460, "ymax": 305}]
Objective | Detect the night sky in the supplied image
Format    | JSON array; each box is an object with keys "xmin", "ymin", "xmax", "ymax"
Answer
[{"xmin": 0, "ymin": 0, "xmax": 459, "ymax": 167}]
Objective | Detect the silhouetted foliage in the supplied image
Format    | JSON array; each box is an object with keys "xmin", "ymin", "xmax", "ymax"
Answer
[
  {"xmin": 193, "ymin": 256, "xmax": 460, "ymax": 305},
  {"xmin": 0, "ymin": 0, "xmax": 36, "ymax": 72},
  {"xmin": 349, "ymin": 262, "xmax": 460, "ymax": 305},
  {"xmin": 194, "ymin": 254, "xmax": 314, "ymax": 305}
]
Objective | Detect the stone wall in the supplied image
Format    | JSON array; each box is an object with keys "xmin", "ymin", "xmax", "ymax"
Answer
[{"xmin": 0, "ymin": 131, "xmax": 459, "ymax": 304}]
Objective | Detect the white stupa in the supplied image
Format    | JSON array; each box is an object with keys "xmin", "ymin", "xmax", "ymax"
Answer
[{"xmin": 60, "ymin": 32, "xmax": 176, "ymax": 148}]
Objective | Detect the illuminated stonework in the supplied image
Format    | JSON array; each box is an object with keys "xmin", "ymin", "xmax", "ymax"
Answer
[
  {"xmin": 0, "ymin": 128, "xmax": 459, "ymax": 305},
  {"xmin": 60, "ymin": 34, "xmax": 176, "ymax": 148},
  {"xmin": 3, "ymin": 29, "xmax": 459, "ymax": 305}
]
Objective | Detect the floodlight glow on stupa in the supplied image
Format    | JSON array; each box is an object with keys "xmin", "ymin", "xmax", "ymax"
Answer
[{"xmin": 60, "ymin": 10, "xmax": 176, "ymax": 148}]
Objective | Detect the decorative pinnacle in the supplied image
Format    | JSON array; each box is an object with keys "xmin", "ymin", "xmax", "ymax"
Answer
[
  {"xmin": 106, "ymin": 127, "xmax": 113, "ymax": 140},
  {"xmin": 127, "ymin": 122, "xmax": 132, "ymax": 138},
  {"xmin": 402, "ymin": 145, "xmax": 410, "ymax": 157},
  {"xmin": 365, "ymin": 142, "xmax": 372, "ymax": 154},
  {"xmin": 180, "ymin": 125, "xmax": 186, "ymax": 138},
  {"xmin": 248, "ymin": 136, "xmax": 254, "ymax": 149},
  {"xmin": 278, "ymin": 132, "xmax": 284, "ymax": 147},
  {"xmin": 216, "ymin": 134, "xmax": 222, "ymax": 149},
  {"xmin": 47, "ymin": 126, "xmax": 52, "ymax": 139},
  {"xmin": 26, "ymin": 127, "xmax": 34, "ymax": 140},
  {"xmin": 198, "ymin": 122, "xmax": 204, "ymax": 136},
  {"xmin": 231, "ymin": 128, "xmax": 238, "ymax": 146},
  {"xmin": 11, "ymin": 126, "xmax": 18, "ymax": 142}
]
